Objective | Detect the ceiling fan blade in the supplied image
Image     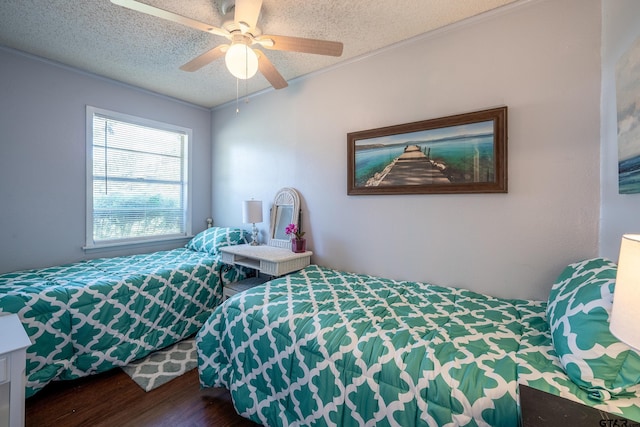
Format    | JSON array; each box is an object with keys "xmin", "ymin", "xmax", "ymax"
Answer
[
  {"xmin": 110, "ymin": 0, "xmax": 229, "ymax": 38},
  {"xmin": 234, "ymin": 0, "xmax": 262, "ymax": 32},
  {"xmin": 255, "ymin": 50, "xmax": 288, "ymax": 89},
  {"xmin": 180, "ymin": 44, "xmax": 228, "ymax": 72},
  {"xmin": 256, "ymin": 35, "xmax": 343, "ymax": 57}
]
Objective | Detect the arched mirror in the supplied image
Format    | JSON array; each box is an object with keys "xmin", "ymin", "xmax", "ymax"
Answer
[{"xmin": 269, "ymin": 187, "xmax": 300, "ymax": 248}]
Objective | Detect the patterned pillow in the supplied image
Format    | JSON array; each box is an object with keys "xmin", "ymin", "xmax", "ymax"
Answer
[
  {"xmin": 185, "ymin": 227, "xmax": 248, "ymax": 255},
  {"xmin": 547, "ymin": 258, "xmax": 640, "ymax": 400}
]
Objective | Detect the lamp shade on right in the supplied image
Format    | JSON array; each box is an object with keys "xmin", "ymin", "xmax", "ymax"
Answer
[{"xmin": 610, "ymin": 234, "xmax": 640, "ymax": 351}]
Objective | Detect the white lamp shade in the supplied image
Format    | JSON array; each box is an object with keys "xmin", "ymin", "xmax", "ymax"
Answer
[
  {"xmin": 242, "ymin": 200, "xmax": 263, "ymax": 224},
  {"xmin": 610, "ymin": 234, "xmax": 640, "ymax": 351},
  {"xmin": 225, "ymin": 44, "xmax": 258, "ymax": 79}
]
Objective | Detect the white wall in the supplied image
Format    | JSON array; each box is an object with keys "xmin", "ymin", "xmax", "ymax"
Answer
[
  {"xmin": 211, "ymin": 0, "xmax": 601, "ymax": 301},
  {"xmin": 599, "ymin": 0, "xmax": 640, "ymax": 259},
  {"xmin": 0, "ymin": 47, "xmax": 213, "ymax": 273}
]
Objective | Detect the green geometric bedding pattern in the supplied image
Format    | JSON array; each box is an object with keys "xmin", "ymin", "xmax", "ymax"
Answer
[
  {"xmin": 516, "ymin": 298, "xmax": 640, "ymax": 421},
  {"xmin": 197, "ymin": 265, "xmax": 640, "ymax": 426},
  {"xmin": 0, "ymin": 248, "xmax": 248, "ymax": 397},
  {"xmin": 546, "ymin": 258, "xmax": 640, "ymax": 400}
]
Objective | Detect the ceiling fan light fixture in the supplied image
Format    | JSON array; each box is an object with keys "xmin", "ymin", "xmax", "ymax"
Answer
[{"xmin": 225, "ymin": 43, "xmax": 258, "ymax": 79}]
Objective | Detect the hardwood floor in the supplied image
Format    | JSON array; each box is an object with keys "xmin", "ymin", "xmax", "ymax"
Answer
[{"xmin": 26, "ymin": 368, "xmax": 260, "ymax": 427}]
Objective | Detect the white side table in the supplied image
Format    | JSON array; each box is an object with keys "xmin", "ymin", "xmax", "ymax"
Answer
[
  {"xmin": 219, "ymin": 244, "xmax": 312, "ymax": 277},
  {"xmin": 0, "ymin": 314, "xmax": 31, "ymax": 427},
  {"xmin": 219, "ymin": 244, "xmax": 312, "ymax": 297}
]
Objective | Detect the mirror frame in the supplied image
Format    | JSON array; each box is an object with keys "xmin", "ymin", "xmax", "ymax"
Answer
[{"xmin": 269, "ymin": 187, "xmax": 301, "ymax": 248}]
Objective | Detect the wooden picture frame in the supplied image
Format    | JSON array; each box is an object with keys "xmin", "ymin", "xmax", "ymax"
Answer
[{"xmin": 347, "ymin": 107, "xmax": 508, "ymax": 195}]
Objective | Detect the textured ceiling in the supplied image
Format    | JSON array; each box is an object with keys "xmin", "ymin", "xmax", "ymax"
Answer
[{"xmin": 0, "ymin": 0, "xmax": 519, "ymax": 109}]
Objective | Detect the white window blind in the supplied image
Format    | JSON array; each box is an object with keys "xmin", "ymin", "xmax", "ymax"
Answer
[{"xmin": 86, "ymin": 107, "xmax": 191, "ymax": 248}]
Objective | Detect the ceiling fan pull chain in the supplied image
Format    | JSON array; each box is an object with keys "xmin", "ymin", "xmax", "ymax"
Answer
[
  {"xmin": 245, "ymin": 47, "xmax": 249, "ymax": 105},
  {"xmin": 245, "ymin": 66, "xmax": 250, "ymax": 106},
  {"xmin": 236, "ymin": 77, "xmax": 240, "ymax": 114}
]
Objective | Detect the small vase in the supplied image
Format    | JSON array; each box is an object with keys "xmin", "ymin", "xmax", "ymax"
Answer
[{"xmin": 292, "ymin": 238, "xmax": 306, "ymax": 253}]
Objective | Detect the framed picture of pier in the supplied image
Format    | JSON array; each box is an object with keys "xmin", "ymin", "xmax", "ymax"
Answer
[{"xmin": 347, "ymin": 106, "xmax": 508, "ymax": 195}]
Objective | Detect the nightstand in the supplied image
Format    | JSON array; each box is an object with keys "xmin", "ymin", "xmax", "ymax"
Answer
[
  {"xmin": 519, "ymin": 384, "xmax": 636, "ymax": 426},
  {"xmin": 0, "ymin": 314, "xmax": 31, "ymax": 427},
  {"xmin": 219, "ymin": 244, "xmax": 312, "ymax": 277},
  {"xmin": 219, "ymin": 244, "xmax": 312, "ymax": 298}
]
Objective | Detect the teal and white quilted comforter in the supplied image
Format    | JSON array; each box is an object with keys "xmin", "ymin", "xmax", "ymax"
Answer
[
  {"xmin": 197, "ymin": 264, "xmax": 640, "ymax": 426},
  {"xmin": 0, "ymin": 248, "xmax": 247, "ymax": 397}
]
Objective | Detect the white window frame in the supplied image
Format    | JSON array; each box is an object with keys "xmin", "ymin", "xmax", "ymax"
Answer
[{"xmin": 85, "ymin": 106, "xmax": 192, "ymax": 250}]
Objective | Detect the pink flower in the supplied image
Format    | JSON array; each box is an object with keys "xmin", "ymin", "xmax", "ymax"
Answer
[{"xmin": 285, "ymin": 223, "xmax": 305, "ymax": 239}]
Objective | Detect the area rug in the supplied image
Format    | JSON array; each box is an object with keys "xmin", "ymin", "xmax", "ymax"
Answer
[{"xmin": 121, "ymin": 337, "xmax": 197, "ymax": 392}]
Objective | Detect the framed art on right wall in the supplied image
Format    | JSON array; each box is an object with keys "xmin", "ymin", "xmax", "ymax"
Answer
[
  {"xmin": 347, "ymin": 106, "xmax": 508, "ymax": 195},
  {"xmin": 616, "ymin": 36, "xmax": 640, "ymax": 194}
]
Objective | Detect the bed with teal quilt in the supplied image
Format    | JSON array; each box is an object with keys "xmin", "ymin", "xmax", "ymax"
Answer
[
  {"xmin": 0, "ymin": 227, "xmax": 249, "ymax": 397},
  {"xmin": 197, "ymin": 261, "xmax": 640, "ymax": 426}
]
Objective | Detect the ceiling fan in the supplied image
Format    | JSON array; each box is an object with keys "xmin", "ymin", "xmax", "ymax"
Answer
[{"xmin": 110, "ymin": 0, "xmax": 344, "ymax": 89}]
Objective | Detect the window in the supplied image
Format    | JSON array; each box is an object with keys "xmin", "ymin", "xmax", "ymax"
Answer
[{"xmin": 85, "ymin": 106, "xmax": 191, "ymax": 248}]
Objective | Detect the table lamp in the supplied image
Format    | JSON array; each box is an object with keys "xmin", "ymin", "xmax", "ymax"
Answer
[
  {"xmin": 610, "ymin": 234, "xmax": 640, "ymax": 351},
  {"xmin": 242, "ymin": 200, "xmax": 263, "ymax": 246}
]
